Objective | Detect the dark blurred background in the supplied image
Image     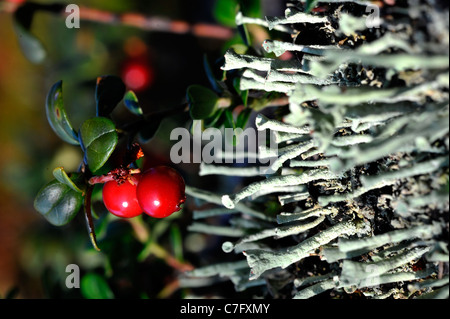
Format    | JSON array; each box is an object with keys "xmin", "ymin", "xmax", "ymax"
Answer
[{"xmin": 0, "ymin": 0, "xmax": 286, "ymax": 298}]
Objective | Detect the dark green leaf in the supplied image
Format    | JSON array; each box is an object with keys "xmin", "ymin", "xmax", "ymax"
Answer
[
  {"xmin": 53, "ymin": 167, "xmax": 84, "ymax": 194},
  {"xmin": 204, "ymin": 109, "xmax": 225, "ymax": 128},
  {"xmin": 224, "ymin": 109, "xmax": 238, "ymax": 145},
  {"xmin": 224, "ymin": 109, "xmax": 236, "ymax": 130},
  {"xmin": 138, "ymin": 117, "xmax": 161, "ymax": 143},
  {"xmin": 237, "ymin": 22, "xmax": 251, "ymax": 46},
  {"xmin": 80, "ymin": 117, "xmax": 118, "ymax": 173},
  {"xmin": 123, "ymin": 90, "xmax": 143, "ymax": 116},
  {"xmin": 236, "ymin": 107, "xmax": 252, "ymax": 129},
  {"xmin": 12, "ymin": 3, "xmax": 65, "ymax": 64},
  {"xmin": 203, "ymin": 55, "xmax": 223, "ymax": 94},
  {"xmin": 170, "ymin": 225, "xmax": 184, "ymax": 262},
  {"xmin": 81, "ymin": 273, "xmax": 114, "ymax": 299},
  {"xmin": 45, "ymin": 81, "xmax": 79, "ymax": 145},
  {"xmin": 239, "ymin": 0, "xmax": 261, "ymax": 18},
  {"xmin": 187, "ymin": 85, "xmax": 220, "ymax": 120},
  {"xmin": 95, "ymin": 76, "xmax": 126, "ymax": 117},
  {"xmin": 233, "ymin": 77, "xmax": 249, "ymax": 107},
  {"xmin": 34, "ymin": 179, "xmax": 83, "ymax": 226},
  {"xmin": 214, "ymin": 0, "xmax": 239, "ymax": 27}
]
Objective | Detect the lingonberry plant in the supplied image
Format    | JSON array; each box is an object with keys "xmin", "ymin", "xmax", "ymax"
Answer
[
  {"xmin": 34, "ymin": 75, "xmax": 187, "ymax": 251},
  {"xmin": 20, "ymin": 0, "xmax": 448, "ymax": 300}
]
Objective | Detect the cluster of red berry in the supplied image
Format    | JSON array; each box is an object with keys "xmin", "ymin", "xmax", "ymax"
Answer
[{"xmin": 101, "ymin": 166, "xmax": 186, "ymax": 219}]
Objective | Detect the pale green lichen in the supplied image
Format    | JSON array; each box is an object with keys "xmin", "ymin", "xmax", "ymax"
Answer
[
  {"xmin": 243, "ymin": 219, "xmax": 360, "ymax": 280},
  {"xmin": 183, "ymin": 0, "xmax": 449, "ymax": 299}
]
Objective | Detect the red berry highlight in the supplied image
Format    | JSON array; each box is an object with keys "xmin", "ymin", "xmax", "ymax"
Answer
[
  {"xmin": 102, "ymin": 178, "xmax": 142, "ymax": 218},
  {"xmin": 136, "ymin": 166, "xmax": 186, "ymax": 218}
]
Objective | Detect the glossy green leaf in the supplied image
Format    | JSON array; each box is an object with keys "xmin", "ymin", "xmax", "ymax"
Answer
[
  {"xmin": 214, "ymin": 0, "xmax": 239, "ymax": 27},
  {"xmin": 95, "ymin": 76, "xmax": 126, "ymax": 117},
  {"xmin": 124, "ymin": 90, "xmax": 143, "ymax": 116},
  {"xmin": 81, "ymin": 273, "xmax": 114, "ymax": 299},
  {"xmin": 80, "ymin": 117, "xmax": 118, "ymax": 173},
  {"xmin": 53, "ymin": 167, "xmax": 84, "ymax": 194},
  {"xmin": 45, "ymin": 81, "xmax": 79, "ymax": 145},
  {"xmin": 34, "ymin": 179, "xmax": 83, "ymax": 226},
  {"xmin": 187, "ymin": 85, "xmax": 220, "ymax": 120}
]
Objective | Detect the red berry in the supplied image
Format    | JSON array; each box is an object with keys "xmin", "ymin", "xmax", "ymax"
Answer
[
  {"xmin": 136, "ymin": 166, "xmax": 186, "ymax": 218},
  {"xmin": 102, "ymin": 178, "xmax": 142, "ymax": 218},
  {"xmin": 122, "ymin": 62, "xmax": 154, "ymax": 92}
]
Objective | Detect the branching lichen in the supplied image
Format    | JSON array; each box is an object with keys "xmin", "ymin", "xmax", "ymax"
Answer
[{"xmin": 183, "ymin": 0, "xmax": 449, "ymax": 299}]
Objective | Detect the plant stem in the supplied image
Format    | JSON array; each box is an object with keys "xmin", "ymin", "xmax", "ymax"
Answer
[
  {"xmin": 84, "ymin": 185, "xmax": 101, "ymax": 251},
  {"xmin": 1, "ymin": 2, "xmax": 234, "ymax": 40}
]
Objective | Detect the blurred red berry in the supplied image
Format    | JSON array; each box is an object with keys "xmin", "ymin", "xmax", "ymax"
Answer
[{"xmin": 122, "ymin": 62, "xmax": 153, "ymax": 91}]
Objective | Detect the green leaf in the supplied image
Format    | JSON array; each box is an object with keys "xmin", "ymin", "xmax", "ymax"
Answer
[
  {"xmin": 237, "ymin": 23, "xmax": 251, "ymax": 47},
  {"xmin": 203, "ymin": 55, "xmax": 223, "ymax": 94},
  {"xmin": 12, "ymin": 19, "xmax": 46, "ymax": 64},
  {"xmin": 123, "ymin": 90, "xmax": 143, "ymax": 116},
  {"xmin": 170, "ymin": 225, "xmax": 184, "ymax": 262},
  {"xmin": 95, "ymin": 75, "xmax": 126, "ymax": 117},
  {"xmin": 305, "ymin": 0, "xmax": 319, "ymax": 13},
  {"xmin": 138, "ymin": 117, "xmax": 161, "ymax": 143},
  {"xmin": 239, "ymin": 0, "xmax": 261, "ymax": 18},
  {"xmin": 236, "ymin": 107, "xmax": 252, "ymax": 129},
  {"xmin": 80, "ymin": 117, "xmax": 118, "ymax": 173},
  {"xmin": 224, "ymin": 109, "xmax": 238, "ymax": 145},
  {"xmin": 233, "ymin": 77, "xmax": 249, "ymax": 107},
  {"xmin": 81, "ymin": 273, "xmax": 114, "ymax": 299},
  {"xmin": 13, "ymin": 4, "xmax": 46, "ymax": 64},
  {"xmin": 214, "ymin": 0, "xmax": 239, "ymax": 27},
  {"xmin": 34, "ymin": 179, "xmax": 83, "ymax": 226},
  {"xmin": 12, "ymin": 2, "xmax": 64, "ymax": 64},
  {"xmin": 187, "ymin": 85, "xmax": 220, "ymax": 120},
  {"xmin": 45, "ymin": 81, "xmax": 79, "ymax": 145},
  {"xmin": 52, "ymin": 167, "xmax": 84, "ymax": 194},
  {"xmin": 224, "ymin": 109, "xmax": 236, "ymax": 132},
  {"xmin": 204, "ymin": 109, "xmax": 225, "ymax": 128}
]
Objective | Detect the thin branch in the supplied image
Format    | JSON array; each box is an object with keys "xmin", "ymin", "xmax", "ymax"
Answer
[{"xmin": 1, "ymin": 2, "xmax": 234, "ymax": 40}]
